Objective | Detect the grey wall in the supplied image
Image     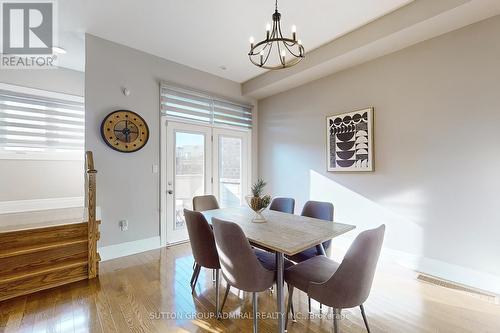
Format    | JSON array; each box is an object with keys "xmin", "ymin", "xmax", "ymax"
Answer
[
  {"xmin": 258, "ymin": 15, "xmax": 500, "ymax": 278},
  {"xmin": 85, "ymin": 35, "xmax": 255, "ymax": 247},
  {"xmin": 0, "ymin": 68, "xmax": 85, "ymax": 202},
  {"xmin": 0, "ymin": 160, "xmax": 84, "ymax": 201},
  {"xmin": 0, "ymin": 68, "xmax": 84, "ymax": 96}
]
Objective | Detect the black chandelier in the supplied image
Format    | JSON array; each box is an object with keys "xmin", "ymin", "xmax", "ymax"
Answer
[{"xmin": 248, "ymin": 0, "xmax": 305, "ymax": 70}]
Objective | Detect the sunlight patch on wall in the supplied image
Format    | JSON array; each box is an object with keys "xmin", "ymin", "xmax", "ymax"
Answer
[{"xmin": 309, "ymin": 170, "xmax": 424, "ymax": 256}]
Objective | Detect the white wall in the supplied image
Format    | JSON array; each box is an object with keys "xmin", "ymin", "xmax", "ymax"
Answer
[
  {"xmin": 0, "ymin": 68, "xmax": 85, "ymax": 204},
  {"xmin": 85, "ymin": 35, "xmax": 255, "ymax": 247},
  {"xmin": 258, "ymin": 15, "xmax": 500, "ymax": 291}
]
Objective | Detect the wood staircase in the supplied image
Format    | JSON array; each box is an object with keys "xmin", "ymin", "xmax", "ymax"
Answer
[{"xmin": 0, "ymin": 151, "xmax": 101, "ymax": 302}]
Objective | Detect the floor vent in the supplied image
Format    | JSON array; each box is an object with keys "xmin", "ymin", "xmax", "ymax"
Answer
[{"xmin": 417, "ymin": 273, "xmax": 499, "ymax": 304}]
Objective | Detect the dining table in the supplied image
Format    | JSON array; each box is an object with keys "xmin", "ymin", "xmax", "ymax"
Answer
[{"xmin": 202, "ymin": 206, "xmax": 356, "ymax": 333}]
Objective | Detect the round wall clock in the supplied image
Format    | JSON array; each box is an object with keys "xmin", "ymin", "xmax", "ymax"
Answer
[{"xmin": 100, "ymin": 110, "xmax": 149, "ymax": 153}]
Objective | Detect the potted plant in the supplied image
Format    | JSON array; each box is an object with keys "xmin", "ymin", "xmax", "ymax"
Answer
[{"xmin": 245, "ymin": 178, "xmax": 271, "ymax": 223}]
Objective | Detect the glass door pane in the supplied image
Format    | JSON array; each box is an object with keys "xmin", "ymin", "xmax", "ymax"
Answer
[
  {"xmin": 174, "ymin": 132, "xmax": 205, "ymax": 229},
  {"xmin": 218, "ymin": 136, "xmax": 242, "ymax": 208},
  {"xmin": 161, "ymin": 120, "xmax": 247, "ymax": 246},
  {"xmin": 163, "ymin": 120, "xmax": 212, "ymax": 245}
]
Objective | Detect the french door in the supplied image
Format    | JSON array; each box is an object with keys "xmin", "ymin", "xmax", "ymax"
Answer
[{"xmin": 161, "ymin": 119, "xmax": 250, "ymax": 245}]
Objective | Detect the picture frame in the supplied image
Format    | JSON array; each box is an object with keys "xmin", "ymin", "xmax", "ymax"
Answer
[{"xmin": 326, "ymin": 107, "xmax": 374, "ymax": 172}]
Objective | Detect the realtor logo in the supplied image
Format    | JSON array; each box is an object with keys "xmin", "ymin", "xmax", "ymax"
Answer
[
  {"xmin": 2, "ymin": 1, "xmax": 53, "ymax": 54},
  {"xmin": 1, "ymin": 1, "xmax": 57, "ymax": 68}
]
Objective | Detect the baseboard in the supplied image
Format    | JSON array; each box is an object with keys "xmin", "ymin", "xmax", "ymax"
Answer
[
  {"xmin": 0, "ymin": 196, "xmax": 84, "ymax": 214},
  {"xmin": 98, "ymin": 236, "xmax": 161, "ymax": 261},
  {"xmin": 386, "ymin": 247, "xmax": 500, "ymax": 295},
  {"xmin": 166, "ymin": 239, "xmax": 190, "ymax": 247},
  {"xmin": 332, "ymin": 236, "xmax": 500, "ymax": 295}
]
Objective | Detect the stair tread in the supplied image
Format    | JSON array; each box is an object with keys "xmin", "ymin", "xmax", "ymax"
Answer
[
  {"xmin": 0, "ymin": 237, "xmax": 88, "ymax": 259},
  {"xmin": 0, "ymin": 259, "xmax": 88, "ymax": 283},
  {"xmin": 0, "ymin": 206, "xmax": 102, "ymax": 233}
]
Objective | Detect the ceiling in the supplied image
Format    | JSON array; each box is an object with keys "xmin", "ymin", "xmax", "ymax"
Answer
[{"xmin": 58, "ymin": 0, "xmax": 413, "ymax": 82}]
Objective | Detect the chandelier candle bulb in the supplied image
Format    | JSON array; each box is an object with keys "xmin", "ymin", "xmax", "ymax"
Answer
[
  {"xmin": 292, "ymin": 25, "xmax": 297, "ymax": 40},
  {"xmin": 260, "ymin": 50, "xmax": 264, "ymax": 65},
  {"xmin": 266, "ymin": 23, "xmax": 271, "ymax": 39},
  {"xmin": 281, "ymin": 49, "xmax": 286, "ymax": 65},
  {"xmin": 249, "ymin": 36, "xmax": 254, "ymax": 49}
]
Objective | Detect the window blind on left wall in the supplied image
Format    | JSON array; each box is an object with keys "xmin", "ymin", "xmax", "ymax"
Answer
[{"xmin": 0, "ymin": 85, "xmax": 84, "ymax": 157}]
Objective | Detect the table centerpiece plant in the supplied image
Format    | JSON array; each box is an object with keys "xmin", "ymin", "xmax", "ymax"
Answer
[{"xmin": 245, "ymin": 178, "xmax": 272, "ymax": 223}]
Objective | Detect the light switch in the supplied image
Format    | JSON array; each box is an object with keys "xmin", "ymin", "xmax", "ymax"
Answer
[{"xmin": 119, "ymin": 220, "xmax": 128, "ymax": 231}]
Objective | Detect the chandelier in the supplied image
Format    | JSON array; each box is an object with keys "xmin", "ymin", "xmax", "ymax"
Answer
[{"xmin": 248, "ymin": 0, "xmax": 305, "ymax": 69}]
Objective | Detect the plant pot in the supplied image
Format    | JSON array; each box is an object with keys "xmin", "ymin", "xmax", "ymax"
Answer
[{"xmin": 245, "ymin": 195, "xmax": 269, "ymax": 223}]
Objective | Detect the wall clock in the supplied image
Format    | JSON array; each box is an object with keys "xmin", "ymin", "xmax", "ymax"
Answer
[{"xmin": 100, "ymin": 110, "xmax": 149, "ymax": 153}]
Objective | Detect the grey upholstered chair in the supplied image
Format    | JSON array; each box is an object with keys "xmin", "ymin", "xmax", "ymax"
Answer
[
  {"xmin": 192, "ymin": 195, "xmax": 220, "ymax": 212},
  {"xmin": 212, "ymin": 217, "xmax": 293, "ymax": 332},
  {"xmin": 287, "ymin": 200, "xmax": 334, "ymax": 311},
  {"xmin": 289, "ymin": 200, "xmax": 334, "ymax": 262},
  {"xmin": 269, "ymin": 197, "xmax": 295, "ymax": 214},
  {"xmin": 184, "ymin": 209, "xmax": 222, "ymax": 316},
  {"xmin": 285, "ymin": 225, "xmax": 386, "ymax": 333},
  {"xmin": 192, "ymin": 195, "xmax": 220, "ymax": 276}
]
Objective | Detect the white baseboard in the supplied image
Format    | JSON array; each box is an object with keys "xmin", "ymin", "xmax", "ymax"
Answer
[
  {"xmin": 98, "ymin": 236, "xmax": 161, "ymax": 261},
  {"xmin": 0, "ymin": 196, "xmax": 84, "ymax": 214},
  {"xmin": 385, "ymin": 247, "xmax": 500, "ymax": 295},
  {"xmin": 333, "ymin": 236, "xmax": 500, "ymax": 295}
]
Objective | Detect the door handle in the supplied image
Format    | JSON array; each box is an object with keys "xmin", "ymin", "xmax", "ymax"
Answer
[{"xmin": 167, "ymin": 190, "xmax": 173, "ymax": 195}]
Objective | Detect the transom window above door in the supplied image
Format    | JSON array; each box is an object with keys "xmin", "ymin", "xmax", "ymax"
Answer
[{"xmin": 160, "ymin": 84, "xmax": 253, "ymax": 129}]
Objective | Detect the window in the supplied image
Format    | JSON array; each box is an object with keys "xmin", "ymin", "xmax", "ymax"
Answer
[
  {"xmin": 160, "ymin": 84, "xmax": 252, "ymax": 129},
  {"xmin": 0, "ymin": 83, "xmax": 84, "ymax": 160}
]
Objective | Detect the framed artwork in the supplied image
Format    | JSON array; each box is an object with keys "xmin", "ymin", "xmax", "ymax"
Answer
[{"xmin": 326, "ymin": 107, "xmax": 374, "ymax": 172}]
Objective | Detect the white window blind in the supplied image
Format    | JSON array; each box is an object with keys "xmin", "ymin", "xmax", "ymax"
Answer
[
  {"xmin": 0, "ymin": 84, "xmax": 84, "ymax": 159},
  {"xmin": 160, "ymin": 85, "xmax": 252, "ymax": 128}
]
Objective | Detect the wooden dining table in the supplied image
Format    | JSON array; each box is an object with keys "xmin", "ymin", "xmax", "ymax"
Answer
[{"xmin": 202, "ymin": 206, "xmax": 356, "ymax": 333}]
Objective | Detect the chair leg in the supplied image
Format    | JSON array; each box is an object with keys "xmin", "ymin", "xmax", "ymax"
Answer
[
  {"xmin": 319, "ymin": 302, "xmax": 322, "ymax": 314},
  {"xmin": 190, "ymin": 263, "xmax": 199, "ymax": 286},
  {"xmin": 308, "ymin": 297, "xmax": 311, "ymax": 313},
  {"xmin": 252, "ymin": 292, "xmax": 258, "ymax": 333},
  {"xmin": 215, "ymin": 269, "xmax": 220, "ymax": 318},
  {"xmin": 333, "ymin": 308, "xmax": 341, "ymax": 333},
  {"xmin": 287, "ymin": 284, "xmax": 296, "ymax": 321},
  {"xmin": 285, "ymin": 286, "xmax": 294, "ymax": 330},
  {"xmin": 212, "ymin": 269, "xmax": 216, "ymax": 283},
  {"xmin": 360, "ymin": 304, "xmax": 371, "ymax": 333},
  {"xmin": 191, "ymin": 265, "xmax": 201, "ymax": 293},
  {"xmin": 220, "ymin": 282, "xmax": 231, "ymax": 313},
  {"xmin": 270, "ymin": 258, "xmax": 277, "ymax": 294}
]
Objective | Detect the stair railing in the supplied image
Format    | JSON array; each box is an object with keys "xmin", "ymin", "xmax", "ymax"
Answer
[{"xmin": 85, "ymin": 151, "xmax": 99, "ymax": 279}]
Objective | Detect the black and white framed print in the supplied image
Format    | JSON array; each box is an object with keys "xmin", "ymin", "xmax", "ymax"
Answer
[{"xmin": 327, "ymin": 107, "xmax": 374, "ymax": 172}]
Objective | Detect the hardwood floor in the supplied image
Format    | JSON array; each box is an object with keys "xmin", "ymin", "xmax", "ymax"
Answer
[{"xmin": 1, "ymin": 243, "xmax": 499, "ymax": 333}]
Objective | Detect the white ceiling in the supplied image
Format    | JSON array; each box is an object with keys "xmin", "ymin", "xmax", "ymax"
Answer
[{"xmin": 58, "ymin": 0, "xmax": 413, "ymax": 82}]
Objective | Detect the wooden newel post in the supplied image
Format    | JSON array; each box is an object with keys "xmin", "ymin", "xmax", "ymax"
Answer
[{"xmin": 85, "ymin": 151, "xmax": 99, "ymax": 279}]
